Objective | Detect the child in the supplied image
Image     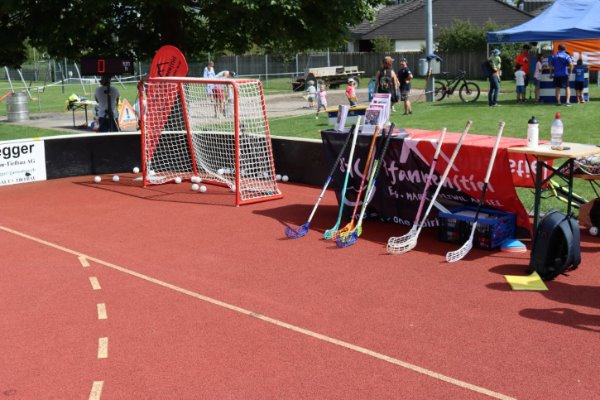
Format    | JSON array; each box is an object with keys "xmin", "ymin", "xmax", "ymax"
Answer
[
  {"xmin": 306, "ymin": 81, "xmax": 317, "ymax": 108},
  {"xmin": 514, "ymin": 64, "xmax": 526, "ymax": 103},
  {"xmin": 345, "ymin": 78, "xmax": 357, "ymax": 107},
  {"xmin": 315, "ymin": 82, "xmax": 328, "ymax": 119},
  {"xmin": 574, "ymin": 59, "xmax": 586, "ymax": 103}
]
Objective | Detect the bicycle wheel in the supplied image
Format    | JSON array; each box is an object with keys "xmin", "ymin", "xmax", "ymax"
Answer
[
  {"xmin": 459, "ymin": 82, "xmax": 480, "ymax": 103},
  {"xmin": 434, "ymin": 81, "xmax": 446, "ymax": 101}
]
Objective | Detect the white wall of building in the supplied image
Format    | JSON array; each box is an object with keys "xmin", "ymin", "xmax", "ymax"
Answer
[{"xmin": 394, "ymin": 40, "xmax": 424, "ymax": 52}]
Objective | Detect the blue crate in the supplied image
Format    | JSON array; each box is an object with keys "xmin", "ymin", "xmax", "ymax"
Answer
[{"xmin": 438, "ymin": 206, "xmax": 516, "ymax": 250}]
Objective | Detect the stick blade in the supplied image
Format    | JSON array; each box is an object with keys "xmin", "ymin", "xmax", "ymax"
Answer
[
  {"xmin": 386, "ymin": 238, "xmax": 417, "ymax": 254},
  {"xmin": 285, "ymin": 223, "xmax": 309, "ymax": 239},
  {"xmin": 446, "ymin": 240, "xmax": 473, "ymax": 263},
  {"xmin": 336, "ymin": 231, "xmax": 359, "ymax": 248},
  {"xmin": 323, "ymin": 224, "xmax": 339, "ymax": 240}
]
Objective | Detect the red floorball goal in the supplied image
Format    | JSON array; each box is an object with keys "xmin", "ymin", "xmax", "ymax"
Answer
[{"xmin": 139, "ymin": 77, "xmax": 282, "ymax": 206}]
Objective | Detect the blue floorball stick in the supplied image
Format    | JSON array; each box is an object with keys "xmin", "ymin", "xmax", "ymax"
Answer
[
  {"xmin": 323, "ymin": 119, "xmax": 362, "ymax": 240},
  {"xmin": 284, "ymin": 124, "xmax": 357, "ymax": 239},
  {"xmin": 336, "ymin": 122, "xmax": 395, "ymax": 248}
]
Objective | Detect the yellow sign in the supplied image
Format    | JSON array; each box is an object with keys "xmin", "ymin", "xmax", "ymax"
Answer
[{"xmin": 118, "ymin": 98, "xmax": 138, "ymax": 128}]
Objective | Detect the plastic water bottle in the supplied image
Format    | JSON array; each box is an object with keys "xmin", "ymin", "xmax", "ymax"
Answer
[
  {"xmin": 550, "ymin": 113, "xmax": 563, "ymax": 150},
  {"xmin": 527, "ymin": 116, "xmax": 539, "ymax": 148}
]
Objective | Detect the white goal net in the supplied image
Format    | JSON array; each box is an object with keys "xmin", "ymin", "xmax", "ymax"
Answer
[{"xmin": 139, "ymin": 77, "xmax": 282, "ymax": 205}]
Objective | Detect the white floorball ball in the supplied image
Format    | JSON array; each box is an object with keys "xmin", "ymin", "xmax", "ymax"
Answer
[
  {"xmin": 200, "ymin": 185, "xmax": 207, "ymax": 193},
  {"xmin": 282, "ymin": 175, "xmax": 289, "ymax": 182},
  {"xmin": 191, "ymin": 183, "xmax": 199, "ymax": 191},
  {"xmin": 112, "ymin": 175, "xmax": 120, "ymax": 182},
  {"xmin": 174, "ymin": 176, "xmax": 182, "ymax": 184},
  {"xmin": 230, "ymin": 184, "xmax": 236, "ymax": 192},
  {"xmin": 191, "ymin": 176, "xmax": 199, "ymax": 183},
  {"xmin": 590, "ymin": 226, "xmax": 599, "ymax": 236},
  {"xmin": 276, "ymin": 174, "xmax": 282, "ymax": 181},
  {"xmin": 218, "ymin": 168, "xmax": 224, "ymax": 175},
  {"xmin": 133, "ymin": 167, "xmax": 140, "ymax": 174},
  {"xmin": 94, "ymin": 176, "xmax": 101, "ymax": 183},
  {"xmin": 149, "ymin": 169, "xmax": 156, "ymax": 176}
]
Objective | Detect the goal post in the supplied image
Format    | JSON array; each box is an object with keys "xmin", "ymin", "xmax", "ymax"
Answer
[{"xmin": 139, "ymin": 77, "xmax": 283, "ymax": 206}]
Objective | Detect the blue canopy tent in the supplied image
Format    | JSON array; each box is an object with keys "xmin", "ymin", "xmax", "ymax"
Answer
[{"xmin": 487, "ymin": 0, "xmax": 600, "ymax": 43}]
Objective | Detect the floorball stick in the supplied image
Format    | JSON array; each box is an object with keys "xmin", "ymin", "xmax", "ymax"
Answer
[
  {"xmin": 285, "ymin": 126, "xmax": 357, "ymax": 239},
  {"xmin": 386, "ymin": 128, "xmax": 447, "ymax": 250},
  {"xmin": 446, "ymin": 121, "xmax": 505, "ymax": 263},
  {"xmin": 330, "ymin": 124, "xmax": 382, "ymax": 240},
  {"xmin": 324, "ymin": 118, "xmax": 362, "ymax": 240},
  {"xmin": 337, "ymin": 123, "xmax": 395, "ymax": 247},
  {"xmin": 386, "ymin": 120, "xmax": 473, "ymax": 255}
]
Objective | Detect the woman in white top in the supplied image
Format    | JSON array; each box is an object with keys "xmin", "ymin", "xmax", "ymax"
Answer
[{"xmin": 533, "ymin": 54, "xmax": 543, "ymax": 102}]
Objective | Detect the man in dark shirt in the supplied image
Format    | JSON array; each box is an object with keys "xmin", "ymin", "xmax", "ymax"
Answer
[{"xmin": 397, "ymin": 58, "xmax": 413, "ymax": 115}]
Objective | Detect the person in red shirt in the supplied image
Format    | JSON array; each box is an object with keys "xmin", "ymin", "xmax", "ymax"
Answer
[{"xmin": 514, "ymin": 44, "xmax": 531, "ymax": 88}]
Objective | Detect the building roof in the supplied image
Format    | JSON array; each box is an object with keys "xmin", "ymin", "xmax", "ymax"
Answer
[{"xmin": 352, "ymin": 0, "xmax": 533, "ymax": 41}]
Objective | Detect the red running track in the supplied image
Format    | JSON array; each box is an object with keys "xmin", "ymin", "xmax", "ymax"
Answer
[{"xmin": 1, "ymin": 175, "xmax": 599, "ymax": 399}]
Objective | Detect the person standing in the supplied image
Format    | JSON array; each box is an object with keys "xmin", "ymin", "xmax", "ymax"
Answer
[
  {"xmin": 315, "ymin": 82, "xmax": 328, "ymax": 119},
  {"xmin": 345, "ymin": 78, "xmax": 358, "ymax": 107},
  {"xmin": 549, "ymin": 44, "xmax": 574, "ymax": 106},
  {"xmin": 488, "ymin": 49, "xmax": 502, "ymax": 107},
  {"xmin": 375, "ymin": 56, "xmax": 399, "ymax": 111},
  {"xmin": 203, "ymin": 61, "xmax": 216, "ymax": 79},
  {"xmin": 514, "ymin": 44, "xmax": 531, "ymax": 92},
  {"xmin": 95, "ymin": 75, "xmax": 120, "ymax": 132},
  {"xmin": 573, "ymin": 59, "xmax": 586, "ymax": 104},
  {"xmin": 306, "ymin": 80, "xmax": 317, "ymax": 108},
  {"xmin": 514, "ymin": 64, "xmax": 526, "ymax": 104},
  {"xmin": 396, "ymin": 58, "xmax": 413, "ymax": 115},
  {"xmin": 533, "ymin": 53, "xmax": 543, "ymax": 102}
]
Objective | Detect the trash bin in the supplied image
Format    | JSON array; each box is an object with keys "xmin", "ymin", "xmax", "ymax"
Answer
[
  {"xmin": 418, "ymin": 58, "xmax": 441, "ymax": 76},
  {"xmin": 418, "ymin": 59, "xmax": 428, "ymax": 76},
  {"xmin": 6, "ymin": 92, "xmax": 29, "ymax": 122}
]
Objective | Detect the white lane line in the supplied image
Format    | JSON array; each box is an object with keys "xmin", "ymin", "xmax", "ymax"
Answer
[
  {"xmin": 79, "ymin": 255, "xmax": 90, "ymax": 267},
  {"xmin": 89, "ymin": 276, "xmax": 101, "ymax": 290},
  {"xmin": 97, "ymin": 303, "xmax": 107, "ymax": 320},
  {"xmin": 98, "ymin": 337, "xmax": 108, "ymax": 359},
  {"xmin": 89, "ymin": 381, "xmax": 104, "ymax": 400},
  {"xmin": 0, "ymin": 225, "xmax": 515, "ymax": 400}
]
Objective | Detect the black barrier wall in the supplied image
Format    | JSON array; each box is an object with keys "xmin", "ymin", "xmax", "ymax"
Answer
[{"xmin": 42, "ymin": 133, "xmax": 326, "ymax": 186}]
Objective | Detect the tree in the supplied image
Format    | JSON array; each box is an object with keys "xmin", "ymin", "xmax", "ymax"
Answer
[
  {"xmin": 0, "ymin": 0, "xmax": 384, "ymax": 68},
  {"xmin": 435, "ymin": 19, "xmax": 502, "ymax": 53},
  {"xmin": 371, "ymin": 36, "xmax": 394, "ymax": 53}
]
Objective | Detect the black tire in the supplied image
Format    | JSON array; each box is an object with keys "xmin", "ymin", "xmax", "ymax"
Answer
[
  {"xmin": 434, "ymin": 81, "xmax": 447, "ymax": 101},
  {"xmin": 459, "ymin": 81, "xmax": 480, "ymax": 103}
]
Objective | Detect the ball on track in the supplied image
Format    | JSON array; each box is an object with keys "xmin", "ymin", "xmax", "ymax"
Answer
[
  {"xmin": 200, "ymin": 185, "xmax": 207, "ymax": 193},
  {"xmin": 590, "ymin": 226, "xmax": 599, "ymax": 236},
  {"xmin": 174, "ymin": 176, "xmax": 182, "ymax": 184},
  {"xmin": 133, "ymin": 167, "xmax": 140, "ymax": 174},
  {"xmin": 94, "ymin": 176, "xmax": 101, "ymax": 183},
  {"xmin": 276, "ymin": 174, "xmax": 282, "ymax": 181},
  {"xmin": 191, "ymin": 183, "xmax": 199, "ymax": 191},
  {"xmin": 282, "ymin": 175, "xmax": 289, "ymax": 182},
  {"xmin": 112, "ymin": 175, "xmax": 120, "ymax": 182}
]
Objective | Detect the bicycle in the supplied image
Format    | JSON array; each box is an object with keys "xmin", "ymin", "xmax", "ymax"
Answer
[{"xmin": 434, "ymin": 70, "xmax": 480, "ymax": 103}]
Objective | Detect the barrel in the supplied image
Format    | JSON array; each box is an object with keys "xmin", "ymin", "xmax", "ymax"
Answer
[{"xmin": 6, "ymin": 92, "xmax": 29, "ymax": 122}]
